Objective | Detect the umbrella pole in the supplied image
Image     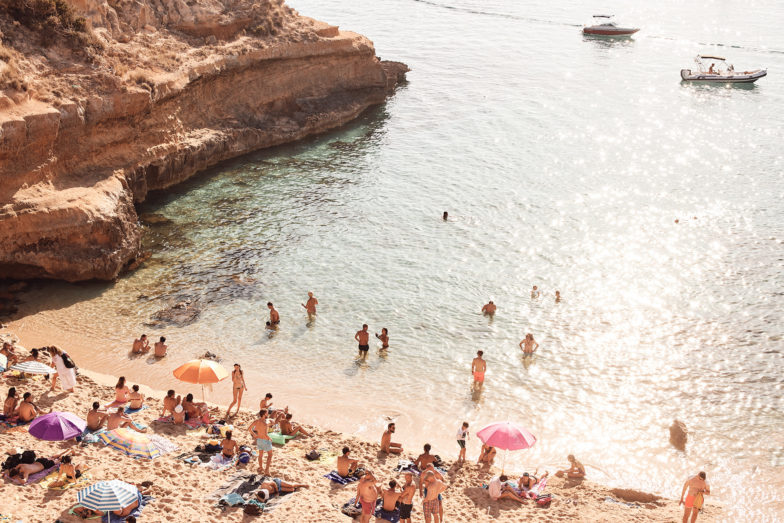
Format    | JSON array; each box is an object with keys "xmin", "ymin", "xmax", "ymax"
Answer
[
  {"xmin": 202, "ymin": 384, "xmax": 206, "ymax": 403},
  {"xmin": 501, "ymin": 450, "xmax": 507, "ymax": 475}
]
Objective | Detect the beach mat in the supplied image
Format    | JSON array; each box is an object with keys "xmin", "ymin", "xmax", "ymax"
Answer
[
  {"xmin": 206, "ymin": 472, "xmax": 261, "ymax": 501},
  {"xmin": 39, "ymin": 470, "xmax": 91, "ymax": 490},
  {"xmin": 124, "ymin": 405, "xmax": 149, "ymax": 415},
  {"xmin": 324, "ymin": 471, "xmax": 359, "ymax": 485}
]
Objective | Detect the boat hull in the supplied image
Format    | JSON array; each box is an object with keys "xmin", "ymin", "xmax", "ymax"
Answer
[
  {"xmin": 583, "ymin": 27, "xmax": 639, "ymax": 36},
  {"xmin": 680, "ymin": 69, "xmax": 767, "ymax": 83}
]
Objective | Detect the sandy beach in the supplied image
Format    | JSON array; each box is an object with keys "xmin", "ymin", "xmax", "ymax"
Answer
[{"xmin": 0, "ymin": 328, "xmax": 719, "ymax": 523}]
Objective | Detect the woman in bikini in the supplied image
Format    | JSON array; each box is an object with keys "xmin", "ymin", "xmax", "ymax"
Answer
[
  {"xmin": 225, "ymin": 364, "xmax": 248, "ymax": 418},
  {"xmin": 114, "ymin": 376, "xmax": 131, "ymax": 404},
  {"xmin": 375, "ymin": 328, "xmax": 390, "ymax": 349},
  {"xmin": 2, "ymin": 387, "xmax": 18, "ymax": 419},
  {"xmin": 48, "ymin": 454, "xmax": 85, "ymax": 488},
  {"xmin": 519, "ymin": 333, "xmax": 539, "ymax": 357}
]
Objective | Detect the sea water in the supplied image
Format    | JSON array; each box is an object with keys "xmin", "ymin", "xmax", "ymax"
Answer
[{"xmin": 11, "ymin": 0, "xmax": 784, "ymax": 520}]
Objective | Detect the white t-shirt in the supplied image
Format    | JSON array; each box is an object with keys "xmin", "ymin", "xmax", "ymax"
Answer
[
  {"xmin": 456, "ymin": 427, "xmax": 468, "ymax": 440},
  {"xmin": 488, "ymin": 476, "xmax": 503, "ymax": 500}
]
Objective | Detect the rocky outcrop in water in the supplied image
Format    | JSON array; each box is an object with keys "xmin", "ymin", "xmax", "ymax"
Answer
[
  {"xmin": 0, "ymin": 0, "xmax": 408, "ymax": 281},
  {"xmin": 669, "ymin": 419, "xmax": 688, "ymax": 451}
]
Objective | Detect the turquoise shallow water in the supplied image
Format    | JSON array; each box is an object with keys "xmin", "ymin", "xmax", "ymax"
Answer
[{"xmin": 15, "ymin": 0, "xmax": 784, "ymax": 520}]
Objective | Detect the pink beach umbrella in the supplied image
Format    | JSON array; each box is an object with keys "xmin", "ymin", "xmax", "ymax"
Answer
[{"xmin": 476, "ymin": 421, "xmax": 537, "ymax": 473}]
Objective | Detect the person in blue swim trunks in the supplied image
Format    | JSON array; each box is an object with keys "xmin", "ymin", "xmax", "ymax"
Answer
[{"xmin": 249, "ymin": 409, "xmax": 273, "ymax": 475}]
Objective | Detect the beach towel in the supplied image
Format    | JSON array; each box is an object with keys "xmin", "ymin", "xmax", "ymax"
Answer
[
  {"xmin": 260, "ymin": 490, "xmax": 298, "ymax": 513},
  {"xmin": 68, "ymin": 505, "xmax": 102, "ymax": 520},
  {"xmin": 375, "ymin": 505, "xmax": 400, "ymax": 523},
  {"xmin": 81, "ymin": 428, "xmax": 107, "ymax": 445},
  {"xmin": 325, "ymin": 471, "xmax": 360, "ymax": 485},
  {"xmin": 206, "ymin": 472, "xmax": 259, "ymax": 501},
  {"xmin": 39, "ymin": 470, "xmax": 91, "ymax": 490},
  {"xmin": 100, "ymin": 493, "xmax": 153, "ymax": 522},
  {"xmin": 316, "ymin": 450, "xmax": 338, "ymax": 464},
  {"xmin": 218, "ymin": 493, "xmax": 246, "ymax": 507},
  {"xmin": 268, "ymin": 432, "xmax": 295, "ymax": 445},
  {"xmin": 124, "ymin": 405, "xmax": 148, "ymax": 415},
  {"xmin": 154, "ymin": 416, "xmax": 204, "ymax": 429},
  {"xmin": 526, "ymin": 475, "xmax": 548, "ymax": 498},
  {"xmin": 176, "ymin": 451, "xmax": 214, "ymax": 466},
  {"xmin": 203, "ymin": 453, "xmax": 237, "ymax": 470},
  {"xmin": 3, "ymin": 463, "xmax": 59, "ymax": 485},
  {"xmin": 148, "ymin": 434, "xmax": 179, "ymax": 456}
]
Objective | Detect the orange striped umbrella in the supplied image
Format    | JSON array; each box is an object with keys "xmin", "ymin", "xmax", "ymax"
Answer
[{"xmin": 172, "ymin": 359, "xmax": 228, "ymax": 401}]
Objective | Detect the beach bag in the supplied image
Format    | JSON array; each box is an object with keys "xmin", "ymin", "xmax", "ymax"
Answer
[
  {"xmin": 536, "ymin": 494, "xmax": 552, "ymax": 508},
  {"xmin": 238, "ymin": 452, "xmax": 251, "ymax": 464},
  {"xmin": 205, "ymin": 440, "xmax": 221, "ymax": 453},
  {"xmin": 62, "ymin": 353, "xmax": 76, "ymax": 369},
  {"xmin": 305, "ymin": 450, "xmax": 321, "ymax": 461}
]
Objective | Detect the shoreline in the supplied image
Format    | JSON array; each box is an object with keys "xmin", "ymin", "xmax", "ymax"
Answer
[{"xmin": 0, "ymin": 325, "xmax": 721, "ymax": 522}]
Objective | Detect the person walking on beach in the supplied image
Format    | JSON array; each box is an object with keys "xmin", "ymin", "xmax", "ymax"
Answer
[
  {"xmin": 381, "ymin": 422, "xmax": 403, "ymax": 454},
  {"xmin": 481, "ymin": 300, "xmax": 496, "ymax": 317},
  {"xmin": 355, "ymin": 469, "xmax": 379, "ymax": 523},
  {"xmin": 301, "ymin": 292, "xmax": 318, "ymax": 320},
  {"xmin": 249, "ymin": 409, "xmax": 273, "ymax": 475},
  {"xmin": 375, "ymin": 328, "xmax": 389, "ymax": 349},
  {"xmin": 132, "ymin": 335, "xmax": 150, "ymax": 354},
  {"xmin": 472, "ymin": 351, "xmax": 486, "ymax": 390},
  {"xmin": 456, "ymin": 422, "xmax": 469, "ymax": 464},
  {"xmin": 225, "ymin": 363, "xmax": 248, "ymax": 418},
  {"xmin": 153, "ymin": 337, "xmax": 167, "ymax": 357},
  {"xmin": 679, "ymin": 471, "xmax": 710, "ymax": 523},
  {"xmin": 266, "ymin": 302, "xmax": 280, "ymax": 329},
  {"xmin": 48, "ymin": 346, "xmax": 76, "ymax": 393},
  {"xmin": 398, "ymin": 472, "xmax": 416, "ymax": 523},
  {"xmin": 519, "ymin": 333, "xmax": 539, "ymax": 357},
  {"xmin": 355, "ymin": 324, "xmax": 370, "ymax": 359},
  {"xmin": 421, "ymin": 470, "xmax": 446, "ymax": 523}
]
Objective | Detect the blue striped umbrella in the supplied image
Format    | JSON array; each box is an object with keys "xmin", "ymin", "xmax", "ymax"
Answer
[
  {"xmin": 9, "ymin": 361, "xmax": 55, "ymax": 374},
  {"xmin": 77, "ymin": 480, "xmax": 138, "ymax": 513}
]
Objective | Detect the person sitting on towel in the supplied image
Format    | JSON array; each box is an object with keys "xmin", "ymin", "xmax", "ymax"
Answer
[
  {"xmin": 48, "ymin": 454, "xmax": 85, "ymax": 488},
  {"xmin": 86, "ymin": 402, "xmax": 108, "ymax": 431},
  {"xmin": 16, "ymin": 392, "xmax": 38, "ymax": 423},
  {"xmin": 488, "ymin": 474, "xmax": 526, "ymax": 503},
  {"xmin": 128, "ymin": 385, "xmax": 145, "ymax": 410},
  {"xmin": 107, "ymin": 407, "xmax": 146, "ymax": 433},
  {"xmin": 220, "ymin": 431, "xmax": 238, "ymax": 459},
  {"xmin": 378, "ymin": 479, "xmax": 402, "ymax": 521},
  {"xmin": 337, "ymin": 447, "xmax": 360, "ymax": 478},
  {"xmin": 280, "ymin": 412, "xmax": 311, "ymax": 437}
]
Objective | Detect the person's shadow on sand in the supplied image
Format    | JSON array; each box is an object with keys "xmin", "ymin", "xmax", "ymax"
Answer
[{"xmin": 462, "ymin": 486, "xmax": 522, "ymax": 516}]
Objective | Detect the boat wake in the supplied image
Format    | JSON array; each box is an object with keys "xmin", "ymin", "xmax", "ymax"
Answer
[{"xmin": 411, "ymin": 0, "xmax": 784, "ymax": 56}]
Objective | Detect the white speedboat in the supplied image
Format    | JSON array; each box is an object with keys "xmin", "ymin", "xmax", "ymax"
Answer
[
  {"xmin": 680, "ymin": 55, "xmax": 767, "ymax": 83},
  {"xmin": 583, "ymin": 15, "xmax": 639, "ymax": 36}
]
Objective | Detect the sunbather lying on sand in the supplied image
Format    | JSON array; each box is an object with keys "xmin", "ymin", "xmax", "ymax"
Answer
[
  {"xmin": 518, "ymin": 469, "xmax": 548, "ymax": 491},
  {"xmin": 6, "ymin": 449, "xmax": 71, "ymax": 484},
  {"xmin": 256, "ymin": 478, "xmax": 309, "ymax": 501}
]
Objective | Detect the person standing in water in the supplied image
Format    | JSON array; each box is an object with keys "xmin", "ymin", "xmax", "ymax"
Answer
[
  {"xmin": 442, "ymin": 211, "xmax": 448, "ymax": 221},
  {"xmin": 225, "ymin": 363, "xmax": 248, "ymax": 418},
  {"xmin": 301, "ymin": 292, "xmax": 318, "ymax": 321},
  {"xmin": 355, "ymin": 324, "xmax": 370, "ymax": 359},
  {"xmin": 266, "ymin": 302, "xmax": 280, "ymax": 329},
  {"xmin": 555, "ymin": 290, "xmax": 561, "ymax": 303},
  {"xmin": 679, "ymin": 472, "xmax": 710, "ymax": 523},
  {"xmin": 132, "ymin": 335, "xmax": 150, "ymax": 354},
  {"xmin": 531, "ymin": 285, "xmax": 541, "ymax": 299},
  {"xmin": 472, "ymin": 351, "xmax": 486, "ymax": 389},
  {"xmin": 519, "ymin": 333, "xmax": 539, "ymax": 357},
  {"xmin": 375, "ymin": 328, "xmax": 389, "ymax": 349},
  {"xmin": 481, "ymin": 301, "xmax": 496, "ymax": 317}
]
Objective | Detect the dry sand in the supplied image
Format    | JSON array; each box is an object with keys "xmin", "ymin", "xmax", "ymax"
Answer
[{"xmin": 0, "ymin": 337, "xmax": 719, "ymax": 522}]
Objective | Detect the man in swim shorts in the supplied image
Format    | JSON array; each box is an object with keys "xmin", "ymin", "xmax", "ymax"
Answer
[
  {"xmin": 355, "ymin": 324, "xmax": 370, "ymax": 359},
  {"xmin": 472, "ymin": 350, "xmax": 486, "ymax": 389},
  {"xmin": 679, "ymin": 471, "xmax": 710, "ymax": 523},
  {"xmin": 380, "ymin": 422, "xmax": 402, "ymax": 454},
  {"xmin": 337, "ymin": 446, "xmax": 360, "ymax": 478},
  {"xmin": 249, "ymin": 410, "xmax": 273, "ymax": 475},
  {"xmin": 266, "ymin": 302, "xmax": 280, "ymax": 328},
  {"xmin": 399, "ymin": 472, "xmax": 416, "ymax": 523},
  {"xmin": 421, "ymin": 470, "xmax": 446, "ymax": 523},
  {"xmin": 301, "ymin": 292, "xmax": 318, "ymax": 321},
  {"xmin": 481, "ymin": 300, "xmax": 496, "ymax": 317},
  {"xmin": 256, "ymin": 477, "xmax": 309, "ymax": 501},
  {"xmin": 355, "ymin": 469, "xmax": 379, "ymax": 523}
]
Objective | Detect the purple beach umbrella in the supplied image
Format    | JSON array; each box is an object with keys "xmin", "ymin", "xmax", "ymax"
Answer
[{"xmin": 29, "ymin": 411, "xmax": 87, "ymax": 441}]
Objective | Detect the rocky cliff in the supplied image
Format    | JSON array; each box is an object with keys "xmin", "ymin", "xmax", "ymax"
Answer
[{"xmin": 0, "ymin": 0, "xmax": 407, "ymax": 281}]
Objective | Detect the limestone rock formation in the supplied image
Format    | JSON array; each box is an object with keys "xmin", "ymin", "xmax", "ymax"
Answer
[
  {"xmin": 0, "ymin": 0, "xmax": 408, "ymax": 281},
  {"xmin": 669, "ymin": 419, "xmax": 688, "ymax": 451}
]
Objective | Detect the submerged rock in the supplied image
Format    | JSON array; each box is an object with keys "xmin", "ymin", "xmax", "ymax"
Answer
[
  {"xmin": 669, "ymin": 420, "xmax": 688, "ymax": 451},
  {"xmin": 146, "ymin": 300, "xmax": 201, "ymax": 327}
]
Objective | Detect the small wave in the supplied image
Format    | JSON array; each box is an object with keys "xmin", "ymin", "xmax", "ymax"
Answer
[{"xmin": 411, "ymin": 0, "xmax": 784, "ymax": 56}]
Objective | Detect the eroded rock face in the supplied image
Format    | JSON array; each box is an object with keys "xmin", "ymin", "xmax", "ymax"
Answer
[
  {"xmin": 669, "ymin": 419, "xmax": 688, "ymax": 451},
  {"xmin": 0, "ymin": 1, "xmax": 408, "ymax": 281}
]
